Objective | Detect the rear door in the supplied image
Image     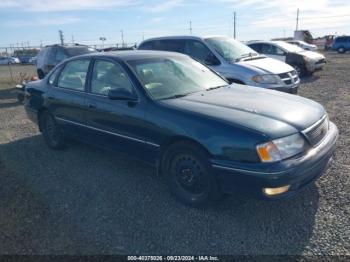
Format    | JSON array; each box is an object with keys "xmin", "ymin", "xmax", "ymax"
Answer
[
  {"xmin": 47, "ymin": 58, "xmax": 91, "ymax": 138},
  {"xmin": 84, "ymin": 58, "xmax": 154, "ymax": 160}
]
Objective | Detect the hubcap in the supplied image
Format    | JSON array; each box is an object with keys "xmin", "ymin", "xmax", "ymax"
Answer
[{"xmin": 293, "ymin": 65, "xmax": 301, "ymax": 76}]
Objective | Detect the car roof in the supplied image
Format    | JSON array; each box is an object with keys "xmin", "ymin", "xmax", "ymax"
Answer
[
  {"xmin": 139, "ymin": 35, "xmax": 230, "ymax": 45},
  {"xmin": 71, "ymin": 50, "xmax": 188, "ymax": 61}
]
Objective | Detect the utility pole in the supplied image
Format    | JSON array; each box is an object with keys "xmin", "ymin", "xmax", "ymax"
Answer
[
  {"xmin": 59, "ymin": 30, "xmax": 64, "ymax": 45},
  {"xmin": 71, "ymin": 35, "xmax": 75, "ymax": 44},
  {"xmin": 296, "ymin": 8, "xmax": 299, "ymax": 31},
  {"xmin": 233, "ymin": 11, "xmax": 236, "ymax": 39},
  {"xmin": 189, "ymin": 21, "xmax": 192, "ymax": 34},
  {"xmin": 121, "ymin": 30, "xmax": 124, "ymax": 47}
]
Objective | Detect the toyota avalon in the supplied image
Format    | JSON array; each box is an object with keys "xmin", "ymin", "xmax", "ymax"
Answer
[{"xmin": 25, "ymin": 51, "xmax": 338, "ymax": 206}]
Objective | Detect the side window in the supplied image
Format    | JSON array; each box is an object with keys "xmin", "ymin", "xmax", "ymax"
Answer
[
  {"xmin": 249, "ymin": 43, "xmax": 262, "ymax": 53},
  {"xmin": 184, "ymin": 40, "xmax": 214, "ymax": 63},
  {"xmin": 275, "ymin": 47, "xmax": 285, "ymax": 55},
  {"xmin": 261, "ymin": 44, "xmax": 283, "ymax": 55},
  {"xmin": 48, "ymin": 66, "xmax": 62, "ymax": 85},
  {"xmin": 55, "ymin": 48, "xmax": 68, "ymax": 63},
  {"xmin": 57, "ymin": 59, "xmax": 90, "ymax": 91},
  {"xmin": 138, "ymin": 41, "xmax": 154, "ymax": 50},
  {"xmin": 91, "ymin": 60, "xmax": 134, "ymax": 95},
  {"xmin": 158, "ymin": 40, "xmax": 185, "ymax": 52}
]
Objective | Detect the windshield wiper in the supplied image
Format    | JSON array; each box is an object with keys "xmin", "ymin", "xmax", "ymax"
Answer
[
  {"xmin": 235, "ymin": 52, "xmax": 258, "ymax": 62},
  {"xmin": 162, "ymin": 91, "xmax": 198, "ymax": 100},
  {"xmin": 206, "ymin": 85, "xmax": 227, "ymax": 91}
]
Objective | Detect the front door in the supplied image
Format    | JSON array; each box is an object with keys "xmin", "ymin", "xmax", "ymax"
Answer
[
  {"xmin": 84, "ymin": 58, "xmax": 154, "ymax": 161},
  {"xmin": 261, "ymin": 44, "xmax": 287, "ymax": 62}
]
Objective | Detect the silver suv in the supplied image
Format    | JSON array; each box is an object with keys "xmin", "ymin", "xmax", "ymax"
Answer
[{"xmin": 138, "ymin": 36, "xmax": 300, "ymax": 93}]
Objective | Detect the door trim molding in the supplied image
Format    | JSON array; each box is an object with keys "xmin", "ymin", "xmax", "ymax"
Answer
[{"xmin": 55, "ymin": 117, "xmax": 160, "ymax": 148}]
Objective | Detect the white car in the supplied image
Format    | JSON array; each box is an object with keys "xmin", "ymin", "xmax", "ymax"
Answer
[
  {"xmin": 247, "ymin": 41, "xmax": 326, "ymax": 76},
  {"xmin": 139, "ymin": 36, "xmax": 300, "ymax": 94},
  {"xmin": 0, "ymin": 56, "xmax": 20, "ymax": 65},
  {"xmin": 287, "ymin": 40, "xmax": 318, "ymax": 51}
]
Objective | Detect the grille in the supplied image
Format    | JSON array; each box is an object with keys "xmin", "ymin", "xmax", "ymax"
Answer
[
  {"xmin": 278, "ymin": 70, "xmax": 299, "ymax": 85},
  {"xmin": 302, "ymin": 116, "xmax": 329, "ymax": 146}
]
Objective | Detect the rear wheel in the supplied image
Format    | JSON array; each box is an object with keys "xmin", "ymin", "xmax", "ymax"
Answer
[
  {"xmin": 337, "ymin": 47, "xmax": 346, "ymax": 54},
  {"xmin": 40, "ymin": 111, "xmax": 66, "ymax": 150},
  {"xmin": 162, "ymin": 142, "xmax": 221, "ymax": 206}
]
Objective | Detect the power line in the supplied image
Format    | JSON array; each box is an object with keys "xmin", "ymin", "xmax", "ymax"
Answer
[
  {"xmin": 296, "ymin": 8, "xmax": 300, "ymax": 31},
  {"xmin": 233, "ymin": 11, "xmax": 236, "ymax": 39}
]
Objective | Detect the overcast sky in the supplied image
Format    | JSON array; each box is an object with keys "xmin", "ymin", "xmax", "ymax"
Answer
[{"xmin": 0, "ymin": 0, "xmax": 349, "ymax": 47}]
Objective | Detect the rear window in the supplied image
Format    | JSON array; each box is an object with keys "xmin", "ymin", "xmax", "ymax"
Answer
[{"xmin": 65, "ymin": 47, "xmax": 96, "ymax": 57}]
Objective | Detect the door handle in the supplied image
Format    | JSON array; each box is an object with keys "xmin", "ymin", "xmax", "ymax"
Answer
[{"xmin": 88, "ymin": 103, "xmax": 97, "ymax": 109}]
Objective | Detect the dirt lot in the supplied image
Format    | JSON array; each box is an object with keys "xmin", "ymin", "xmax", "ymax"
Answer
[{"xmin": 0, "ymin": 55, "xmax": 349, "ymax": 256}]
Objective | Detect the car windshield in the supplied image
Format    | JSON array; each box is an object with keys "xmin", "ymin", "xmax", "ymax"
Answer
[
  {"xmin": 128, "ymin": 56, "xmax": 228, "ymax": 100},
  {"xmin": 205, "ymin": 36, "xmax": 259, "ymax": 62},
  {"xmin": 276, "ymin": 41, "xmax": 304, "ymax": 53},
  {"xmin": 66, "ymin": 47, "xmax": 96, "ymax": 56}
]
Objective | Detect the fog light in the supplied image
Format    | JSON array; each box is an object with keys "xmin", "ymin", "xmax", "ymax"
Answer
[{"xmin": 263, "ymin": 185, "xmax": 290, "ymax": 196}]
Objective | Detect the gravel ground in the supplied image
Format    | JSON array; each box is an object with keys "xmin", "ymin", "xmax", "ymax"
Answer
[{"xmin": 0, "ymin": 54, "xmax": 349, "ymax": 255}]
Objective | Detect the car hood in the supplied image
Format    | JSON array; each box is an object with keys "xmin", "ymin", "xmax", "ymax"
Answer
[
  {"xmin": 299, "ymin": 50, "xmax": 324, "ymax": 60},
  {"xmin": 160, "ymin": 85, "xmax": 325, "ymax": 139},
  {"xmin": 236, "ymin": 57, "xmax": 293, "ymax": 74}
]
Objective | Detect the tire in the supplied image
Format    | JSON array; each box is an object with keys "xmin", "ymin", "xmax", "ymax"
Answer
[
  {"xmin": 162, "ymin": 142, "xmax": 221, "ymax": 207},
  {"xmin": 337, "ymin": 47, "xmax": 346, "ymax": 54},
  {"xmin": 40, "ymin": 111, "xmax": 66, "ymax": 150},
  {"xmin": 292, "ymin": 64, "xmax": 306, "ymax": 77},
  {"xmin": 17, "ymin": 93, "xmax": 25, "ymax": 103},
  {"xmin": 37, "ymin": 69, "xmax": 45, "ymax": 79}
]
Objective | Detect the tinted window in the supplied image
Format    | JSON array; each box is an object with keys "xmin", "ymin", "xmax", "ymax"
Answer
[
  {"xmin": 184, "ymin": 40, "xmax": 214, "ymax": 63},
  {"xmin": 57, "ymin": 59, "xmax": 90, "ymax": 91},
  {"xmin": 65, "ymin": 47, "xmax": 96, "ymax": 56},
  {"xmin": 336, "ymin": 37, "xmax": 346, "ymax": 43},
  {"xmin": 249, "ymin": 43, "xmax": 262, "ymax": 53},
  {"xmin": 91, "ymin": 60, "xmax": 134, "ymax": 95},
  {"xmin": 138, "ymin": 41, "xmax": 154, "ymax": 50},
  {"xmin": 55, "ymin": 48, "xmax": 68, "ymax": 62}
]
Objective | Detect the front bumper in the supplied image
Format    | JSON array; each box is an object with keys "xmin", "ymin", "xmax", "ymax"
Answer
[{"xmin": 211, "ymin": 122, "xmax": 338, "ymax": 199}]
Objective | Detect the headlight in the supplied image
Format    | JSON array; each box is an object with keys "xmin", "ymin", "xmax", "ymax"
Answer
[
  {"xmin": 252, "ymin": 74, "xmax": 280, "ymax": 84},
  {"xmin": 303, "ymin": 56, "xmax": 312, "ymax": 62},
  {"xmin": 256, "ymin": 133, "xmax": 306, "ymax": 163}
]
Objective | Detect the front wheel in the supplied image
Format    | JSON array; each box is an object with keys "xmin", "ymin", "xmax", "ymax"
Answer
[
  {"xmin": 162, "ymin": 142, "xmax": 221, "ymax": 206},
  {"xmin": 292, "ymin": 64, "xmax": 309, "ymax": 77},
  {"xmin": 40, "ymin": 112, "xmax": 66, "ymax": 150}
]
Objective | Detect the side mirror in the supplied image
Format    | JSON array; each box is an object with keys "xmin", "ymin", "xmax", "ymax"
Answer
[
  {"xmin": 108, "ymin": 88, "xmax": 138, "ymax": 101},
  {"xmin": 204, "ymin": 54, "xmax": 220, "ymax": 66}
]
